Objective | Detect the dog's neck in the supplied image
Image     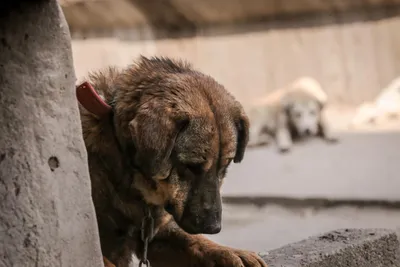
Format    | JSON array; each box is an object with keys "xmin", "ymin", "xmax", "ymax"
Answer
[
  {"xmin": 93, "ymin": 137, "xmax": 166, "ymax": 232},
  {"xmin": 79, "ymin": 79, "xmax": 168, "ymax": 234},
  {"xmin": 98, "ymin": 105, "xmax": 166, "ymax": 222}
]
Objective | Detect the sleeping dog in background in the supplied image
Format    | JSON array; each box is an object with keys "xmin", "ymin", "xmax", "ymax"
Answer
[
  {"xmin": 247, "ymin": 76, "xmax": 338, "ymax": 153},
  {"xmin": 77, "ymin": 56, "xmax": 267, "ymax": 267}
]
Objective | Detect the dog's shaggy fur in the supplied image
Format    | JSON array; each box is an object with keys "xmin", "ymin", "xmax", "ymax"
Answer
[
  {"xmin": 78, "ymin": 56, "xmax": 267, "ymax": 267},
  {"xmin": 351, "ymin": 76, "xmax": 400, "ymax": 127},
  {"xmin": 247, "ymin": 77, "xmax": 338, "ymax": 152}
]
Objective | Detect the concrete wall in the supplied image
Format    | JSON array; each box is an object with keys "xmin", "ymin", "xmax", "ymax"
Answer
[
  {"xmin": 61, "ymin": 0, "xmax": 400, "ymax": 31},
  {"xmin": 71, "ymin": 7, "xmax": 400, "ymax": 108}
]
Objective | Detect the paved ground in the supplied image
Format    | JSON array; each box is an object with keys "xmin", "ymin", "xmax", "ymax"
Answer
[{"xmin": 222, "ymin": 123, "xmax": 400, "ymax": 201}]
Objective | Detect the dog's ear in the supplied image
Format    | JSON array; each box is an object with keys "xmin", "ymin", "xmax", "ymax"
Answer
[
  {"xmin": 234, "ymin": 112, "xmax": 250, "ymax": 163},
  {"xmin": 129, "ymin": 103, "xmax": 188, "ymax": 180},
  {"xmin": 317, "ymin": 99, "xmax": 325, "ymax": 110},
  {"xmin": 281, "ymin": 98, "xmax": 293, "ymax": 113}
]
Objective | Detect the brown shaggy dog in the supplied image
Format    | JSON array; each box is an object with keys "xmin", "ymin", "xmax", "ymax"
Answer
[{"xmin": 78, "ymin": 56, "xmax": 267, "ymax": 267}]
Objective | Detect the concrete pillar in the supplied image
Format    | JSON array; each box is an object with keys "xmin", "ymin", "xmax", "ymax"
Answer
[{"xmin": 0, "ymin": 1, "xmax": 104, "ymax": 266}]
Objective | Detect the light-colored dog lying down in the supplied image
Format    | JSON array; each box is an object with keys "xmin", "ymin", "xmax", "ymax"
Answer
[
  {"xmin": 351, "ymin": 76, "xmax": 400, "ymax": 127},
  {"xmin": 247, "ymin": 76, "xmax": 338, "ymax": 153}
]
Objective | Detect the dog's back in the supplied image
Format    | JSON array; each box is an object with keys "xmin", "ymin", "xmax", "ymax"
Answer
[{"xmin": 289, "ymin": 76, "xmax": 327, "ymax": 105}]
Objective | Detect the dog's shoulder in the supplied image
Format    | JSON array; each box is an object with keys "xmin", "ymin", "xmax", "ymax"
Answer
[{"xmin": 248, "ymin": 86, "xmax": 288, "ymax": 113}]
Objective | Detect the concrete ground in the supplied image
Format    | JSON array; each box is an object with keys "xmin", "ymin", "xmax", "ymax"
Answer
[
  {"xmin": 222, "ymin": 107, "xmax": 400, "ymax": 201},
  {"xmin": 222, "ymin": 130, "xmax": 400, "ymax": 201}
]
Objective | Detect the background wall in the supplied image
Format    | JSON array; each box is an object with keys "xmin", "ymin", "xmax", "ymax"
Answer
[{"xmin": 69, "ymin": 6, "xmax": 400, "ymax": 108}]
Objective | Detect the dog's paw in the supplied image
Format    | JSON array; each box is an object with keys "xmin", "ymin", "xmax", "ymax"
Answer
[
  {"xmin": 278, "ymin": 147, "xmax": 290, "ymax": 153},
  {"xmin": 276, "ymin": 129, "xmax": 292, "ymax": 154},
  {"xmin": 325, "ymin": 135, "xmax": 339, "ymax": 144},
  {"xmin": 277, "ymin": 143, "xmax": 292, "ymax": 153},
  {"xmin": 276, "ymin": 139, "xmax": 292, "ymax": 153},
  {"xmin": 203, "ymin": 247, "xmax": 268, "ymax": 267}
]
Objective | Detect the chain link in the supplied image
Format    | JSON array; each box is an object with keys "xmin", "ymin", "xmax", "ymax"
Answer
[{"xmin": 138, "ymin": 208, "xmax": 154, "ymax": 267}]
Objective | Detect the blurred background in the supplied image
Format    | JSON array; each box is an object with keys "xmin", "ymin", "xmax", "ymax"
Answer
[{"xmin": 60, "ymin": 0, "xmax": 400, "ymax": 254}]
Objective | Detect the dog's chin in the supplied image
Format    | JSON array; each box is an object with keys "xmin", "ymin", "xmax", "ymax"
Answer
[
  {"xmin": 168, "ymin": 212, "xmax": 221, "ymax": 234},
  {"xmin": 178, "ymin": 219, "xmax": 222, "ymax": 235},
  {"xmin": 165, "ymin": 204, "xmax": 222, "ymax": 235},
  {"xmin": 298, "ymin": 128, "xmax": 318, "ymax": 138}
]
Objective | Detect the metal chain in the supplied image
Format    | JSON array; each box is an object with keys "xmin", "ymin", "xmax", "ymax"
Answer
[{"xmin": 138, "ymin": 208, "xmax": 154, "ymax": 267}]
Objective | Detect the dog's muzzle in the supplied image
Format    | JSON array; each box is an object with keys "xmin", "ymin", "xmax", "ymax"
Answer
[{"xmin": 179, "ymin": 207, "xmax": 222, "ymax": 235}]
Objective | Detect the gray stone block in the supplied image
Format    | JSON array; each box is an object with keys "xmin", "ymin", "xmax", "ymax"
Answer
[
  {"xmin": 261, "ymin": 228, "xmax": 400, "ymax": 267},
  {"xmin": 0, "ymin": 1, "xmax": 103, "ymax": 266}
]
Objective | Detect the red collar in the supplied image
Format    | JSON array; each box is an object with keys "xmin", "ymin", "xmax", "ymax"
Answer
[{"xmin": 76, "ymin": 81, "xmax": 112, "ymax": 117}]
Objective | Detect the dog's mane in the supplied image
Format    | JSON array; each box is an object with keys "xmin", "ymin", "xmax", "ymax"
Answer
[
  {"xmin": 133, "ymin": 56, "xmax": 193, "ymax": 75},
  {"xmin": 84, "ymin": 56, "xmax": 193, "ymax": 102},
  {"xmin": 79, "ymin": 56, "xmax": 197, "ymax": 153}
]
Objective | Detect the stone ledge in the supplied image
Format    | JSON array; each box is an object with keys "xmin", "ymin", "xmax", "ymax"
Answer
[{"xmin": 261, "ymin": 228, "xmax": 400, "ymax": 267}]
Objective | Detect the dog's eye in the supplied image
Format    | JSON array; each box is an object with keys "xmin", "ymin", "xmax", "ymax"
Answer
[
  {"xmin": 294, "ymin": 112, "xmax": 302, "ymax": 119},
  {"xmin": 186, "ymin": 163, "xmax": 204, "ymax": 175}
]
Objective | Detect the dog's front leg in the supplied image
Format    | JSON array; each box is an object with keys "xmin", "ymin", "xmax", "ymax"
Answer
[
  {"xmin": 248, "ymin": 124, "xmax": 261, "ymax": 148},
  {"xmin": 318, "ymin": 111, "xmax": 339, "ymax": 143},
  {"xmin": 275, "ymin": 112, "xmax": 292, "ymax": 153},
  {"xmin": 142, "ymin": 221, "xmax": 267, "ymax": 267},
  {"xmin": 276, "ymin": 127, "xmax": 292, "ymax": 153}
]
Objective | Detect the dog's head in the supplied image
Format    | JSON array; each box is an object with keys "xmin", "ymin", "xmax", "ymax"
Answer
[
  {"xmin": 282, "ymin": 93, "xmax": 323, "ymax": 137},
  {"xmin": 114, "ymin": 57, "xmax": 249, "ymax": 235}
]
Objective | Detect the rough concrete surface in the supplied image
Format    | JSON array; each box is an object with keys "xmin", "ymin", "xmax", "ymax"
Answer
[
  {"xmin": 261, "ymin": 228, "xmax": 400, "ymax": 267},
  {"xmin": 0, "ymin": 1, "xmax": 103, "ymax": 266}
]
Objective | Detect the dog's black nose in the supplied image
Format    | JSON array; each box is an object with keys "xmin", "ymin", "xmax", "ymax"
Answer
[
  {"xmin": 202, "ymin": 222, "xmax": 221, "ymax": 234},
  {"xmin": 179, "ymin": 207, "xmax": 222, "ymax": 235},
  {"xmin": 305, "ymin": 129, "xmax": 311, "ymax": 135}
]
